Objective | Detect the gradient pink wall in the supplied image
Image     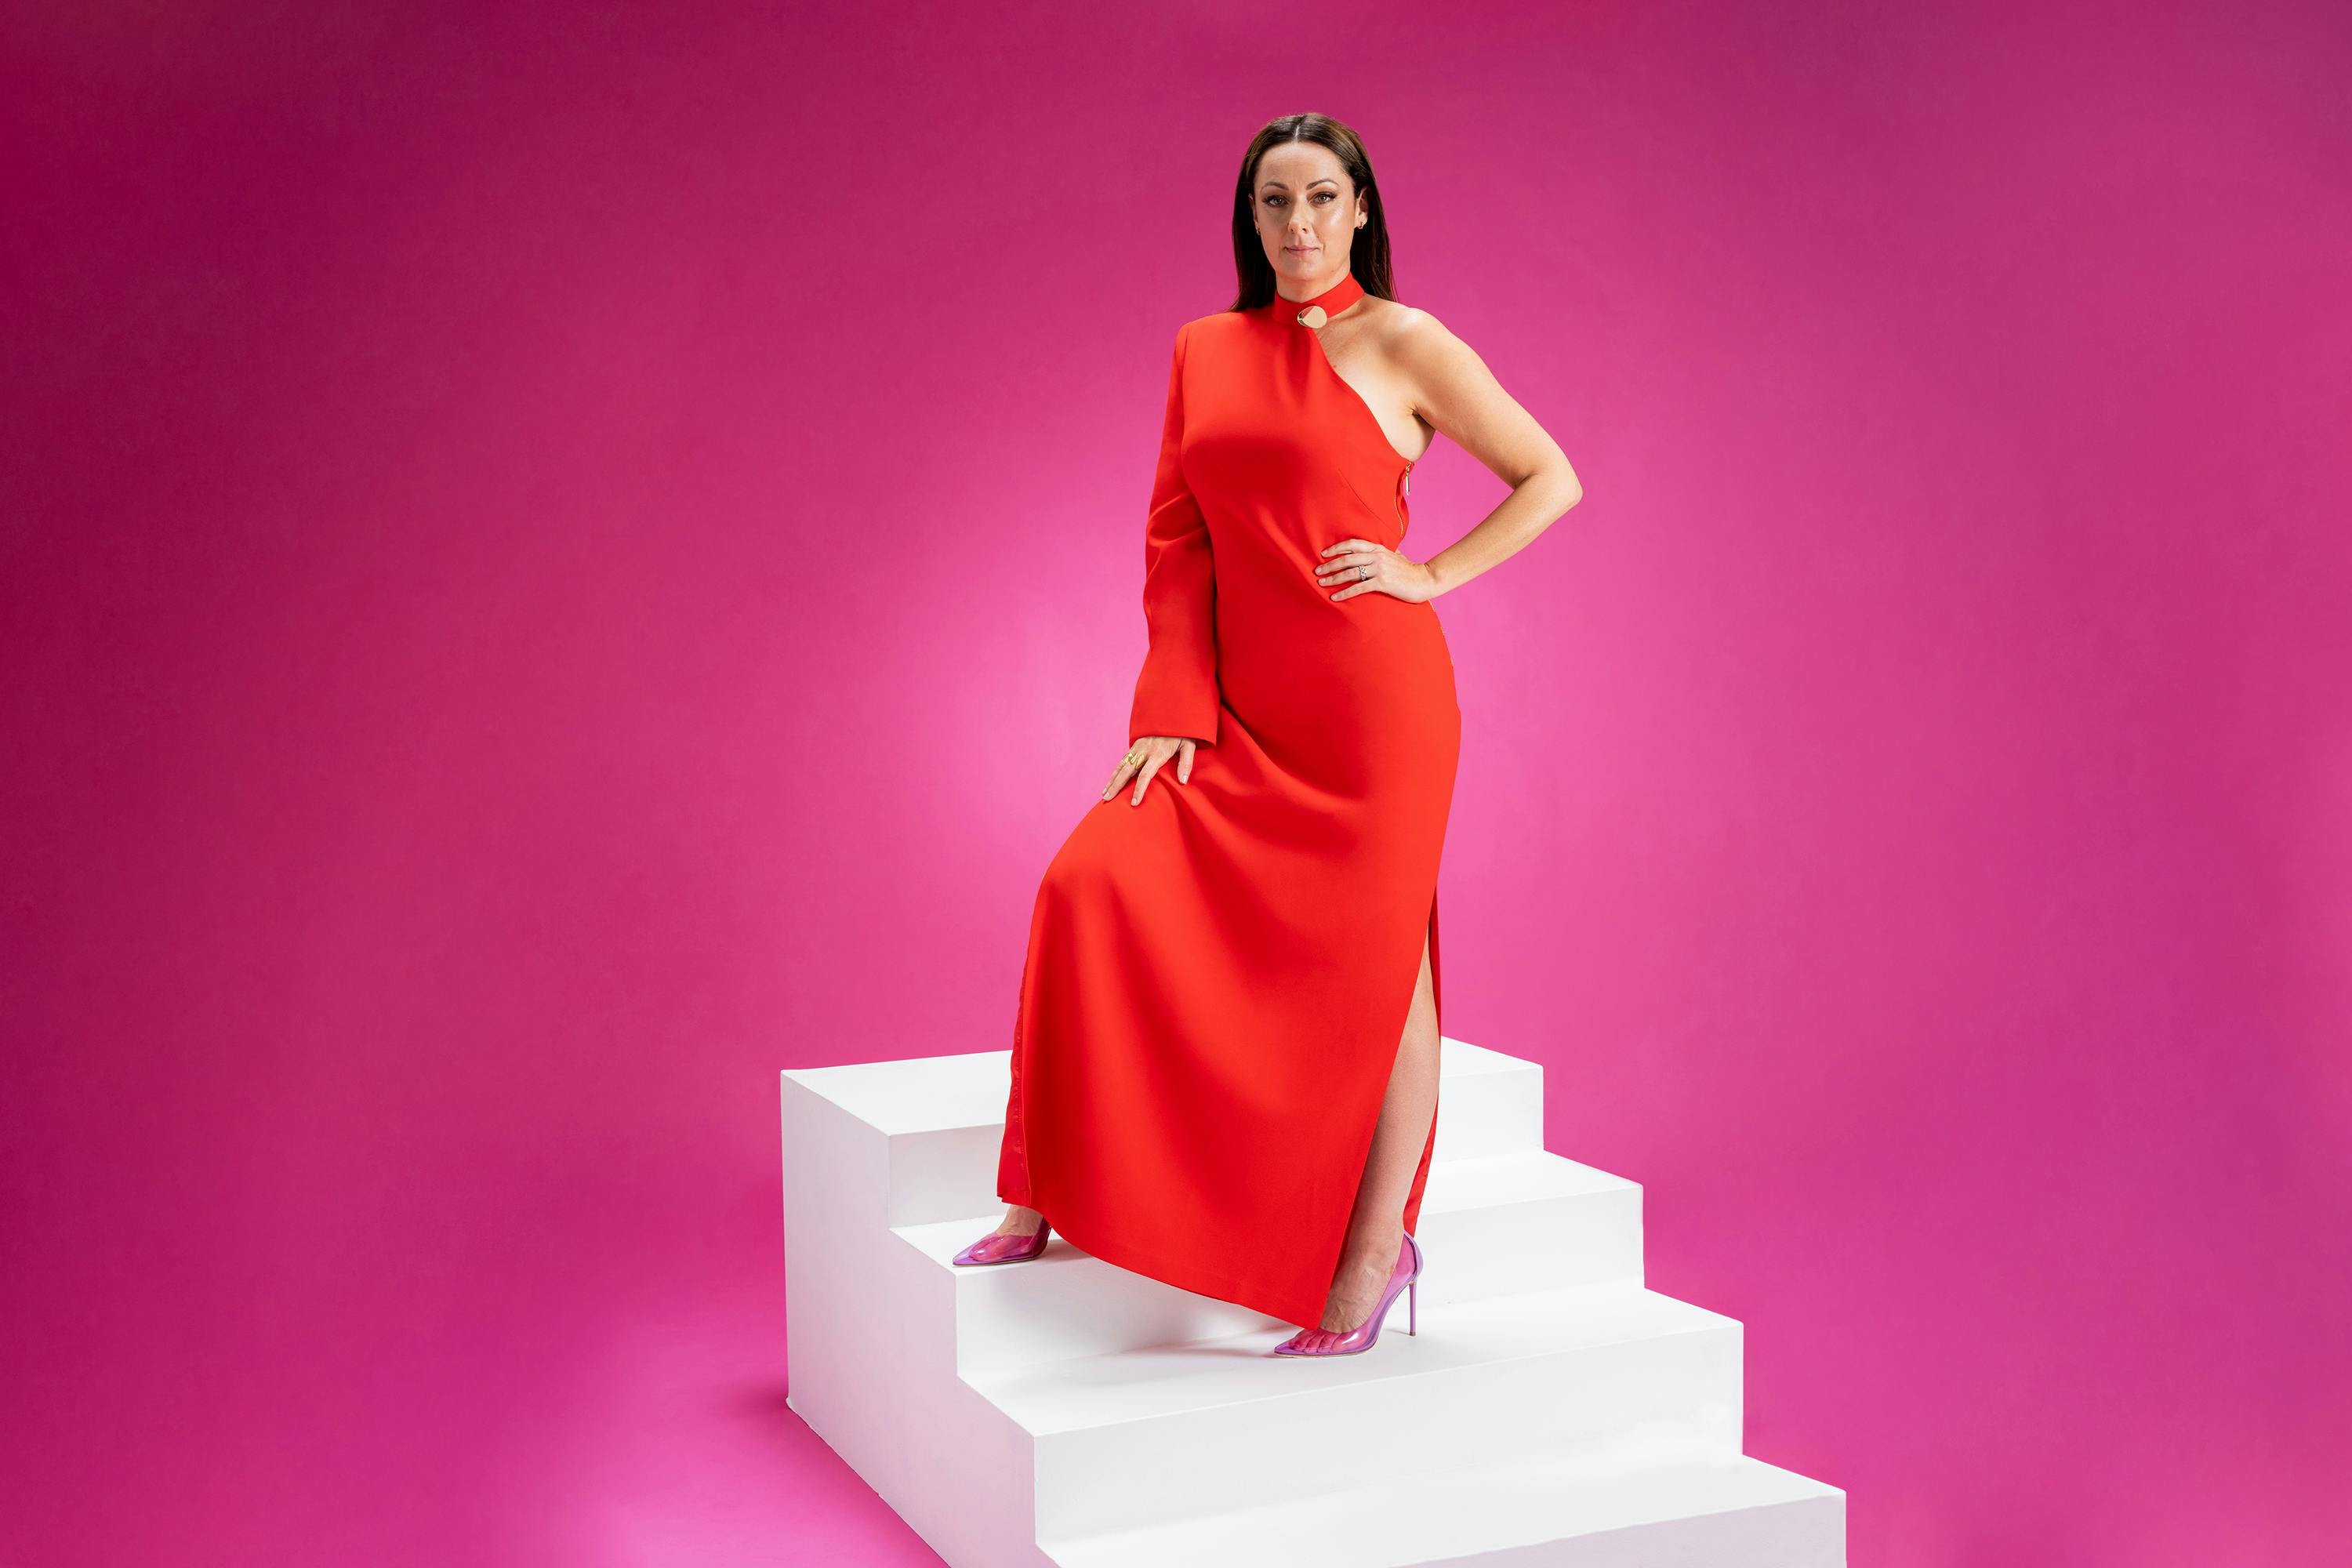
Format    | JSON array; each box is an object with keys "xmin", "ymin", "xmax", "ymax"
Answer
[{"xmin": 5, "ymin": 3, "xmax": 2347, "ymax": 1563}]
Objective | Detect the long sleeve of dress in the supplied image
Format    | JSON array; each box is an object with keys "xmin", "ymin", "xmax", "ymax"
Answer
[{"xmin": 1127, "ymin": 323, "xmax": 1221, "ymax": 747}]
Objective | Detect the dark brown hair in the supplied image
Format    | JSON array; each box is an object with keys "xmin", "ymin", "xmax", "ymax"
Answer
[{"xmin": 1228, "ymin": 114, "xmax": 1396, "ymax": 312}]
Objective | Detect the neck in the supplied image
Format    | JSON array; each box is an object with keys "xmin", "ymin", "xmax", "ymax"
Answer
[
  {"xmin": 1276, "ymin": 270, "xmax": 1345, "ymax": 301},
  {"xmin": 1270, "ymin": 268, "xmax": 1366, "ymax": 318}
]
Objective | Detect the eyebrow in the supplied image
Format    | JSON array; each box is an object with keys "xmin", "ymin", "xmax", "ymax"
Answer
[{"xmin": 1259, "ymin": 177, "xmax": 1339, "ymax": 191}]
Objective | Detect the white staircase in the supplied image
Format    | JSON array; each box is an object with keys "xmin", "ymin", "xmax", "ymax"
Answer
[{"xmin": 780, "ymin": 1040, "xmax": 1844, "ymax": 1566}]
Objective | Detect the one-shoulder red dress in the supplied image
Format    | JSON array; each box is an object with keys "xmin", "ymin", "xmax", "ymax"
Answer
[{"xmin": 995, "ymin": 269, "xmax": 1460, "ymax": 1330}]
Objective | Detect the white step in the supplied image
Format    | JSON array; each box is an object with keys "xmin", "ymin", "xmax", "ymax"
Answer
[
  {"xmin": 786, "ymin": 1036, "xmax": 1544, "ymax": 1228},
  {"xmin": 1044, "ymin": 1451, "xmax": 1844, "ymax": 1567},
  {"xmin": 970, "ymin": 1280, "xmax": 1743, "ymax": 1540},
  {"xmin": 899, "ymin": 1146, "xmax": 1643, "ymax": 1374},
  {"xmin": 778, "ymin": 1040, "xmax": 1845, "ymax": 1566}
]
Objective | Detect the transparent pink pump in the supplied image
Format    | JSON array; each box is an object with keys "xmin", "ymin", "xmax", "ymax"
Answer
[{"xmin": 1270, "ymin": 1231, "xmax": 1423, "ymax": 1357}]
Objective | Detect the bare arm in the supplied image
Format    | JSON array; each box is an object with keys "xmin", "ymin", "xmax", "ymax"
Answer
[{"xmin": 1388, "ymin": 310, "xmax": 1582, "ymax": 597}]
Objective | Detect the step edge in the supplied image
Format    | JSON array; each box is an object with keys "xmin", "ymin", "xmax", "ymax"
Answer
[
  {"xmin": 1035, "ymin": 1452, "xmax": 1842, "ymax": 1560},
  {"xmin": 986, "ymin": 1290, "xmax": 1740, "ymax": 1436}
]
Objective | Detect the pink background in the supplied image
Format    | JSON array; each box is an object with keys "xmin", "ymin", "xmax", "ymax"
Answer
[{"xmin": 5, "ymin": 2, "xmax": 2347, "ymax": 1563}]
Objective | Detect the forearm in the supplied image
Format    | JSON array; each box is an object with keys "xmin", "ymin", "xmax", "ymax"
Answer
[{"xmin": 1421, "ymin": 468, "xmax": 1583, "ymax": 597}]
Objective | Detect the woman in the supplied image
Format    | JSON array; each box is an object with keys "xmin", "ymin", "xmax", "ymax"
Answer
[{"xmin": 955, "ymin": 113, "xmax": 1583, "ymax": 1358}]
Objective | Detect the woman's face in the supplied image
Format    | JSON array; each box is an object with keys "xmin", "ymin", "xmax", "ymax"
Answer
[{"xmin": 1251, "ymin": 142, "xmax": 1367, "ymax": 286}]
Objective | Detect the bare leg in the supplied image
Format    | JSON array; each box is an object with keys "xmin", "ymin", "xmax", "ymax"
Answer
[{"xmin": 1315, "ymin": 928, "xmax": 1439, "ymax": 1332}]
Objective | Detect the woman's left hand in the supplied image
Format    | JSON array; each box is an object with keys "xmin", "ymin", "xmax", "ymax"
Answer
[{"xmin": 1316, "ymin": 539, "xmax": 1440, "ymax": 603}]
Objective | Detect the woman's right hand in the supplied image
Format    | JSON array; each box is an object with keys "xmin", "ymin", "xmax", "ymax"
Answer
[{"xmin": 1104, "ymin": 735, "xmax": 1197, "ymax": 805}]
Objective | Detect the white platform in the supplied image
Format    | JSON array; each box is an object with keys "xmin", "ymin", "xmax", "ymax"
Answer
[{"xmin": 780, "ymin": 1038, "xmax": 1844, "ymax": 1566}]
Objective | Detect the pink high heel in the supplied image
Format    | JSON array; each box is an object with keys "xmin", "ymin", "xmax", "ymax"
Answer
[
  {"xmin": 1271, "ymin": 1231, "xmax": 1423, "ymax": 1356},
  {"xmin": 952, "ymin": 1217, "xmax": 1052, "ymax": 1266}
]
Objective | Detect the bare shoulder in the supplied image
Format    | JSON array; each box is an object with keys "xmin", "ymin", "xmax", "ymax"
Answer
[
  {"xmin": 1364, "ymin": 299, "xmax": 1484, "ymax": 378},
  {"xmin": 1363, "ymin": 298, "xmax": 1570, "ymax": 491}
]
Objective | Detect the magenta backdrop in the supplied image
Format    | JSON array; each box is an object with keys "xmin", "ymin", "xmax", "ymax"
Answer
[{"xmin": 4, "ymin": 2, "xmax": 2347, "ymax": 1563}]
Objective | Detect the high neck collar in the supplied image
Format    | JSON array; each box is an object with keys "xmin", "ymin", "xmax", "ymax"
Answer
[{"xmin": 1268, "ymin": 269, "xmax": 1367, "ymax": 328}]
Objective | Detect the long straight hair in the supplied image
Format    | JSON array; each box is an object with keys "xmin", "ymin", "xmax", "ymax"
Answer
[{"xmin": 1227, "ymin": 114, "xmax": 1396, "ymax": 313}]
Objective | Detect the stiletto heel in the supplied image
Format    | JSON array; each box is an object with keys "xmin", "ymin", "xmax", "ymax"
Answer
[
  {"xmin": 1270, "ymin": 1231, "xmax": 1424, "ymax": 1356},
  {"xmin": 952, "ymin": 1217, "xmax": 1052, "ymax": 1266}
]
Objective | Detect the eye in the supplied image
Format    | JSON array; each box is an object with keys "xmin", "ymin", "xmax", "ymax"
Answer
[{"xmin": 1313, "ymin": 192, "xmax": 1334, "ymax": 203}]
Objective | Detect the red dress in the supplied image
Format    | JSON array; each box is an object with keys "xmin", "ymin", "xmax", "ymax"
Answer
[{"xmin": 996, "ymin": 269, "xmax": 1461, "ymax": 1330}]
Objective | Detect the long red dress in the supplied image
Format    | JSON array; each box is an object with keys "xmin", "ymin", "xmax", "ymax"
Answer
[{"xmin": 995, "ymin": 269, "xmax": 1460, "ymax": 1331}]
